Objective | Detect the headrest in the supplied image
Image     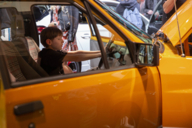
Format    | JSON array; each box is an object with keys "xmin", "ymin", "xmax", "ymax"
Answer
[{"xmin": 0, "ymin": 8, "xmax": 25, "ymax": 38}]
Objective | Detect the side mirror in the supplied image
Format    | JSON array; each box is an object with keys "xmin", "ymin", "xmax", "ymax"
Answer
[{"xmin": 134, "ymin": 43, "xmax": 159, "ymax": 67}]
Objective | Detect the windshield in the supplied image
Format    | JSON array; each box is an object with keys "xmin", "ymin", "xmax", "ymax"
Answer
[{"xmin": 96, "ymin": 0, "xmax": 152, "ymax": 44}]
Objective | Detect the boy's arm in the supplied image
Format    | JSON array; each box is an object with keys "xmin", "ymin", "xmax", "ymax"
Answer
[{"xmin": 63, "ymin": 50, "xmax": 101, "ymax": 62}]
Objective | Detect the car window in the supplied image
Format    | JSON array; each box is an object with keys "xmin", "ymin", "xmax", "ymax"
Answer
[
  {"xmin": 0, "ymin": 2, "xmax": 112, "ymax": 84},
  {"xmin": 35, "ymin": 5, "xmax": 88, "ymax": 50},
  {"xmin": 88, "ymin": 13, "xmax": 132, "ymax": 69},
  {"xmin": 96, "ymin": 0, "xmax": 152, "ymax": 44}
]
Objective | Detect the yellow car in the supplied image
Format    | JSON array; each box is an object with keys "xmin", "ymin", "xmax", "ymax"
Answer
[{"xmin": 0, "ymin": 0, "xmax": 192, "ymax": 128}]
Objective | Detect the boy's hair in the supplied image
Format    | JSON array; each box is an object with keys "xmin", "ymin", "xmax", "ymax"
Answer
[{"xmin": 40, "ymin": 27, "xmax": 63, "ymax": 47}]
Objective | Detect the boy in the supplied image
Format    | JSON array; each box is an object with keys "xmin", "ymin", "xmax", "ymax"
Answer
[{"xmin": 38, "ymin": 27, "xmax": 101, "ymax": 75}]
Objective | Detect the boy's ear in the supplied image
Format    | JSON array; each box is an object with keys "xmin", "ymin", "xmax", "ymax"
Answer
[{"xmin": 46, "ymin": 39, "xmax": 52, "ymax": 46}]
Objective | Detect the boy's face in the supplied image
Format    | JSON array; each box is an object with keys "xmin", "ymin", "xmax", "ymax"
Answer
[{"xmin": 48, "ymin": 35, "xmax": 64, "ymax": 50}]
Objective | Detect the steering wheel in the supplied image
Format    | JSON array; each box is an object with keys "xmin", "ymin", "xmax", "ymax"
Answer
[{"xmin": 98, "ymin": 34, "xmax": 115, "ymax": 69}]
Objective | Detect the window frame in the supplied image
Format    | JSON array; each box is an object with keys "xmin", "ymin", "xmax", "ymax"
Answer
[{"xmin": 83, "ymin": 0, "xmax": 109, "ymax": 69}]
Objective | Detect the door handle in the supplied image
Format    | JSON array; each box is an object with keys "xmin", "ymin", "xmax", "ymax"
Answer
[
  {"xmin": 81, "ymin": 33, "xmax": 90, "ymax": 39},
  {"xmin": 14, "ymin": 100, "xmax": 44, "ymax": 116}
]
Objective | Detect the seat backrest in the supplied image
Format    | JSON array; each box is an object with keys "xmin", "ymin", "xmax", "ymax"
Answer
[
  {"xmin": 0, "ymin": 8, "xmax": 49, "ymax": 82},
  {"xmin": 0, "ymin": 8, "xmax": 26, "ymax": 81},
  {"xmin": 0, "ymin": 41, "xmax": 42, "ymax": 81},
  {"xmin": 7, "ymin": 7, "xmax": 41, "ymax": 63}
]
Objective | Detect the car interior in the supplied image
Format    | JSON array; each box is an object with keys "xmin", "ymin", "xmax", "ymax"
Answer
[
  {"xmin": 0, "ymin": 8, "xmax": 49, "ymax": 82},
  {"xmin": 0, "ymin": 3, "xmax": 134, "ymax": 83}
]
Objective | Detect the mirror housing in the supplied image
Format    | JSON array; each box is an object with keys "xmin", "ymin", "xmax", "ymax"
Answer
[{"xmin": 134, "ymin": 43, "xmax": 159, "ymax": 67}]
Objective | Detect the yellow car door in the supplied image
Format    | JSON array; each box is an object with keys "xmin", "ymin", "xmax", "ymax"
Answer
[
  {"xmin": 86, "ymin": 0, "xmax": 162, "ymax": 126},
  {"xmin": 157, "ymin": 1, "xmax": 192, "ymax": 126},
  {"xmin": 0, "ymin": 0, "xmax": 161, "ymax": 128},
  {"xmin": 0, "ymin": 75, "xmax": 6, "ymax": 128}
]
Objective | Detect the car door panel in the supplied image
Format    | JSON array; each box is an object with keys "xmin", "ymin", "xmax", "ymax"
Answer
[
  {"xmin": 158, "ymin": 56, "xmax": 192, "ymax": 127},
  {"xmin": 138, "ymin": 67, "xmax": 162, "ymax": 127},
  {"xmin": 5, "ymin": 66, "xmax": 161, "ymax": 128}
]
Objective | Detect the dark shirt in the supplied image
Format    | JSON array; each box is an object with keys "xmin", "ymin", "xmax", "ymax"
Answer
[
  {"xmin": 38, "ymin": 48, "xmax": 67, "ymax": 76},
  {"xmin": 162, "ymin": 0, "xmax": 186, "ymax": 23}
]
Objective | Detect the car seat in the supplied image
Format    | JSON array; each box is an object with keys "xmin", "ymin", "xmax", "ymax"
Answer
[
  {"xmin": 0, "ymin": 7, "xmax": 40, "ymax": 63},
  {"xmin": 7, "ymin": 8, "xmax": 73, "ymax": 75},
  {"xmin": 0, "ymin": 8, "xmax": 49, "ymax": 82},
  {"xmin": 5, "ymin": 8, "xmax": 41, "ymax": 62}
]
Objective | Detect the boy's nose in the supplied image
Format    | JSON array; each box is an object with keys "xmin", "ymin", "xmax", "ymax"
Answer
[{"xmin": 62, "ymin": 39, "xmax": 64, "ymax": 44}]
